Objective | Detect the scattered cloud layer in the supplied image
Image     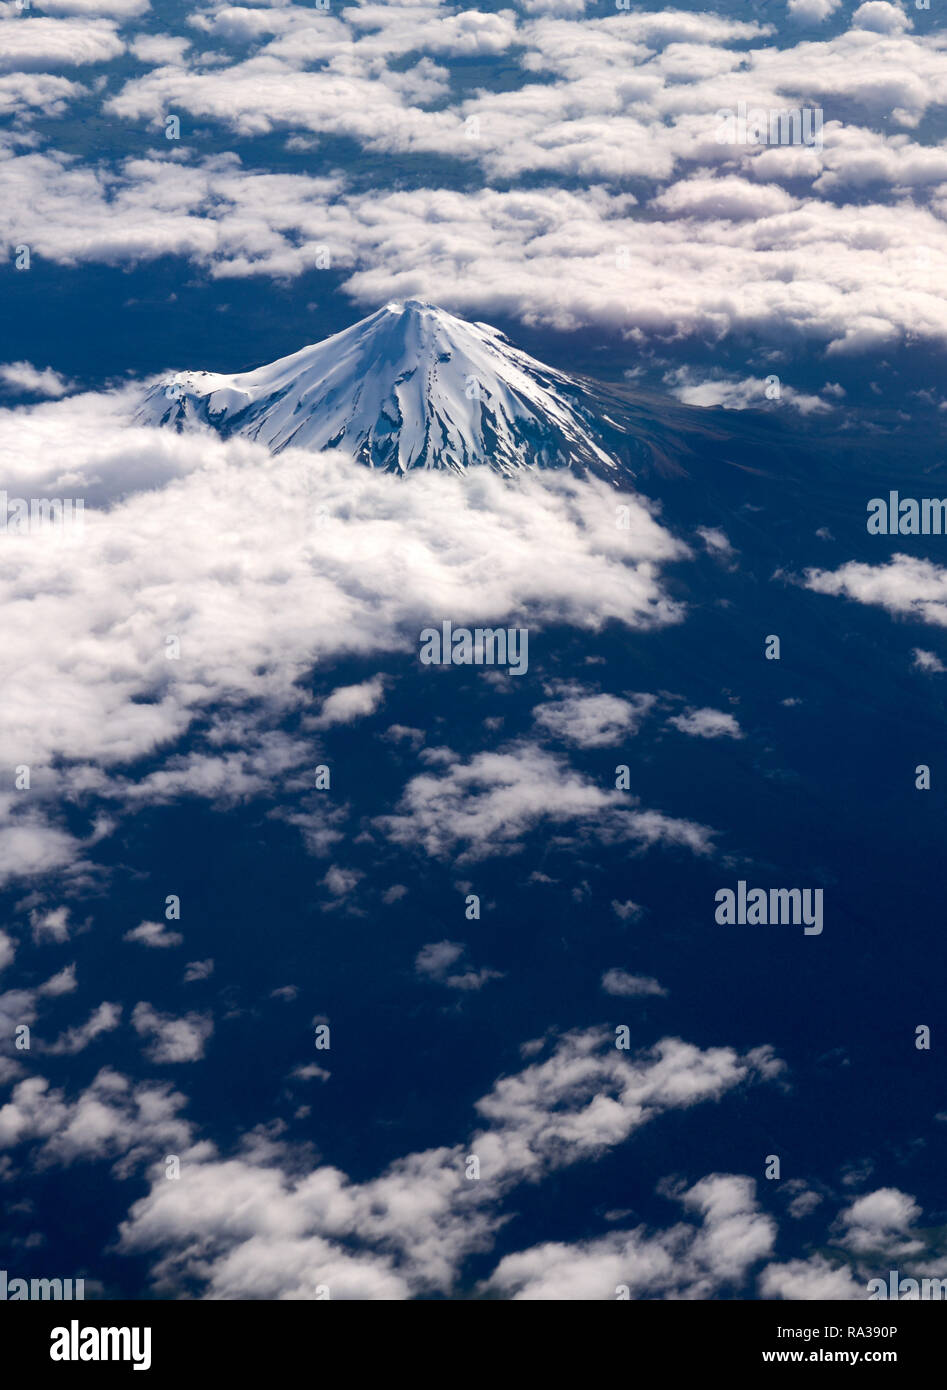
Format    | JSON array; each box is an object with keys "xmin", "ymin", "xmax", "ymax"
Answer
[
  {"xmin": 111, "ymin": 1027, "xmax": 781, "ymax": 1297},
  {"xmin": 1, "ymin": 3, "xmax": 946, "ymax": 353},
  {"xmin": 0, "ymin": 392, "xmax": 686, "ymax": 886}
]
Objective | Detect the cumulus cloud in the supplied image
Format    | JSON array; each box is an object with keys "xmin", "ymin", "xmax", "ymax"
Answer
[
  {"xmin": 310, "ymin": 676, "xmax": 386, "ymax": 730},
  {"xmin": 804, "ymin": 556, "xmax": 947, "ymax": 627},
  {"xmin": 612, "ymin": 899, "xmax": 645, "ymax": 922},
  {"xmin": 835, "ymin": 1187, "xmax": 924, "ymax": 1259},
  {"xmin": 0, "ymin": 799, "xmax": 87, "ymax": 889},
  {"xmin": 787, "ymin": 0, "xmax": 841, "ymax": 22},
  {"xmin": 377, "ymin": 742, "xmax": 714, "ymax": 862},
  {"xmin": 129, "ymin": 33, "xmax": 190, "ymax": 64},
  {"xmin": 38, "ymin": 963, "xmax": 77, "ymax": 998},
  {"xmin": 322, "ymin": 865, "xmax": 363, "ymax": 898},
  {"xmin": 37, "ymin": 0, "xmax": 149, "ymax": 14},
  {"xmin": 601, "ymin": 968, "xmax": 667, "ymax": 998},
  {"xmin": 46, "ymin": 1001, "xmax": 122, "ymax": 1055},
  {"xmin": 533, "ymin": 684, "xmax": 656, "ymax": 748},
  {"xmin": 0, "ymin": 957, "xmax": 92, "ymax": 1082},
  {"xmin": 0, "ymin": 70, "xmax": 86, "ymax": 119},
  {"xmin": 183, "ymin": 959, "xmax": 214, "ymax": 983},
  {"xmin": 667, "ymin": 708, "xmax": 743, "ymax": 740},
  {"xmin": 759, "ymin": 1186, "xmax": 941, "ymax": 1299},
  {"xmin": 695, "ymin": 526, "xmax": 735, "ymax": 560},
  {"xmin": 114, "ymin": 1027, "xmax": 781, "ymax": 1297},
  {"xmin": 0, "ymin": 1066, "xmax": 194, "ymax": 1176},
  {"xmin": 785, "ymin": 1183, "xmax": 824, "ymax": 1219},
  {"xmin": 131, "ymin": 1003, "xmax": 213, "ymax": 1063},
  {"xmin": 851, "ymin": 2, "xmax": 912, "ymax": 36},
  {"xmin": 29, "ymin": 905, "xmax": 71, "ymax": 944},
  {"xmin": 0, "ymin": 16, "xmax": 124, "ymax": 72},
  {"xmin": 912, "ymin": 648, "xmax": 945, "ymax": 673},
  {"xmin": 415, "ymin": 940, "xmax": 502, "ymax": 991},
  {"xmin": 518, "ymin": 0, "xmax": 587, "ymax": 13},
  {"xmin": 415, "ymin": 939, "xmax": 464, "ymax": 979},
  {"xmin": 123, "ymin": 919, "xmax": 183, "ymax": 949},
  {"xmin": 484, "ymin": 1174, "xmax": 774, "ymax": 1299},
  {"xmin": 665, "ymin": 368, "xmax": 832, "ymax": 415},
  {"xmin": 760, "ymin": 1252, "xmax": 865, "ymax": 1299}
]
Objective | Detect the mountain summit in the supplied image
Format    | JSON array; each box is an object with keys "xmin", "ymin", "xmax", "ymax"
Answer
[{"xmin": 137, "ymin": 301, "xmax": 625, "ymax": 476}]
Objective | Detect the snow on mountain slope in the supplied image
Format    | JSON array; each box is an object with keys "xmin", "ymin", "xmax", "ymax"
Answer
[{"xmin": 136, "ymin": 301, "xmax": 625, "ymax": 476}]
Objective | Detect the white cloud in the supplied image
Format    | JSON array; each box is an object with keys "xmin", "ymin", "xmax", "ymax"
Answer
[
  {"xmin": 310, "ymin": 676, "xmax": 386, "ymax": 729},
  {"xmin": 37, "ymin": 962, "xmax": 76, "ymax": 997},
  {"xmin": 104, "ymin": 38, "xmax": 454, "ymax": 143},
  {"xmin": 131, "ymin": 1002, "xmax": 213, "ymax": 1063},
  {"xmin": 836, "ymin": 1187, "xmax": 924, "ymax": 1258},
  {"xmin": 517, "ymin": 0, "xmax": 588, "ymax": 13},
  {"xmin": 292, "ymin": 1062, "xmax": 329, "ymax": 1083},
  {"xmin": 339, "ymin": 189, "xmax": 947, "ymax": 356},
  {"xmin": 377, "ymin": 742, "xmax": 714, "ymax": 862},
  {"xmin": 29, "ymin": 906, "xmax": 71, "ymax": 944},
  {"xmin": 123, "ymin": 919, "xmax": 183, "ymax": 949},
  {"xmin": 787, "ymin": 0, "xmax": 841, "ymax": 22},
  {"xmin": 759, "ymin": 1253, "xmax": 865, "ymax": 1299},
  {"xmin": 114, "ymin": 1027, "xmax": 781, "ymax": 1297},
  {"xmin": 804, "ymin": 556, "xmax": 947, "ymax": 627},
  {"xmin": 0, "ymin": 10, "xmax": 944, "ymax": 355},
  {"xmin": 0, "ymin": 802, "xmax": 86, "ymax": 889},
  {"xmin": 665, "ymin": 368, "xmax": 831, "ymax": 416},
  {"xmin": 415, "ymin": 939, "xmax": 463, "ymax": 979},
  {"xmin": 0, "ymin": 16, "xmax": 124, "ymax": 72},
  {"xmin": 651, "ymin": 175, "xmax": 800, "ymax": 223},
  {"xmin": 415, "ymin": 940, "xmax": 502, "ymax": 991},
  {"xmin": 533, "ymin": 684, "xmax": 656, "ymax": 748},
  {"xmin": 129, "ymin": 34, "xmax": 189, "ymax": 64},
  {"xmin": 787, "ymin": 1186, "xmax": 823, "ymax": 1219},
  {"xmin": 611, "ymin": 899, "xmax": 644, "ymax": 922},
  {"xmin": 46, "ymin": 1001, "xmax": 122, "ymax": 1055},
  {"xmin": 0, "ymin": 1066, "xmax": 194, "ymax": 1175},
  {"xmin": 813, "ymin": 125, "xmax": 947, "ymax": 195},
  {"xmin": 668, "ymin": 708, "xmax": 743, "ymax": 740},
  {"xmin": 601, "ymin": 968, "xmax": 667, "ymax": 998},
  {"xmin": 851, "ymin": 2, "xmax": 912, "ymax": 36},
  {"xmin": 912, "ymin": 648, "xmax": 945, "ymax": 673},
  {"xmin": 0, "ymin": 71, "xmax": 85, "ymax": 118},
  {"xmin": 759, "ymin": 1186, "xmax": 937, "ymax": 1298},
  {"xmin": 37, "ymin": 0, "xmax": 148, "ymax": 14},
  {"xmin": 484, "ymin": 1174, "xmax": 774, "ymax": 1299},
  {"xmin": 322, "ymin": 865, "xmax": 363, "ymax": 898},
  {"xmin": 0, "ymin": 394, "xmax": 691, "ymax": 885},
  {"xmin": 0, "ymin": 959, "xmax": 92, "ymax": 1083},
  {"xmin": 695, "ymin": 527, "xmax": 735, "ymax": 559}
]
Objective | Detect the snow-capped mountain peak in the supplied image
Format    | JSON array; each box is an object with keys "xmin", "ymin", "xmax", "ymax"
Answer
[{"xmin": 137, "ymin": 301, "xmax": 623, "ymax": 476}]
